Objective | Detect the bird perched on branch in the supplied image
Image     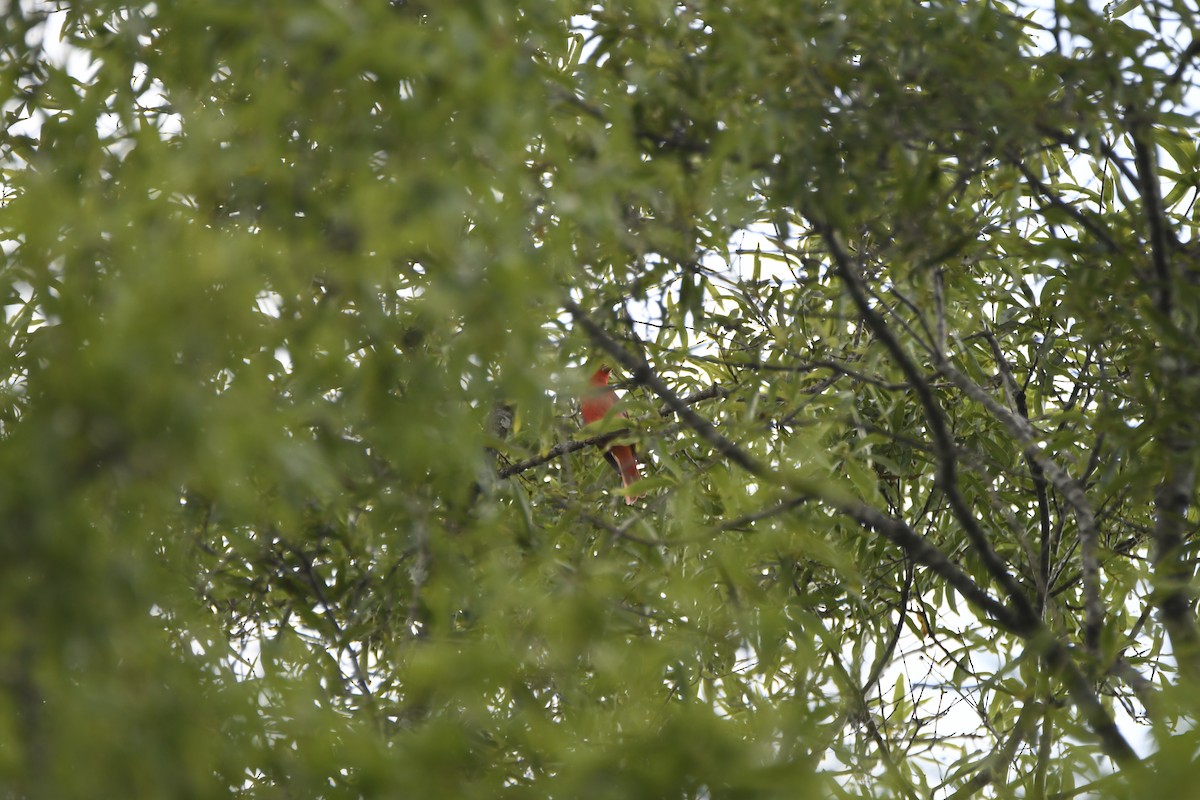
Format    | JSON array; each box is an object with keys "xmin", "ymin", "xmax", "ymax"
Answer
[{"xmin": 580, "ymin": 365, "xmax": 642, "ymax": 505}]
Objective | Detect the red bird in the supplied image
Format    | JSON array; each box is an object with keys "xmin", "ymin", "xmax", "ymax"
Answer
[{"xmin": 580, "ymin": 365, "xmax": 642, "ymax": 505}]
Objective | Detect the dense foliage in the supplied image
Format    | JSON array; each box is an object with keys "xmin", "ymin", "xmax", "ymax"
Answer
[{"xmin": 2, "ymin": 0, "xmax": 1200, "ymax": 796}]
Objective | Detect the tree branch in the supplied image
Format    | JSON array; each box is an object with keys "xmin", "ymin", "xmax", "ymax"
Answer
[
  {"xmin": 1127, "ymin": 118, "xmax": 1176, "ymax": 317},
  {"xmin": 1152, "ymin": 443, "xmax": 1199, "ymax": 678},
  {"xmin": 937, "ymin": 361, "xmax": 1104, "ymax": 653},
  {"xmin": 564, "ymin": 297, "xmax": 1022, "ymax": 632},
  {"xmin": 945, "ymin": 696, "xmax": 1040, "ymax": 800},
  {"xmin": 1015, "ymin": 160, "xmax": 1123, "ymax": 256},
  {"xmin": 496, "ymin": 384, "xmax": 730, "ymax": 479},
  {"xmin": 815, "ymin": 225, "xmax": 1039, "ymax": 632},
  {"xmin": 980, "ymin": 327, "xmax": 1054, "ymax": 614},
  {"xmin": 811, "ymin": 226, "xmax": 1136, "ymax": 765},
  {"xmin": 497, "ymin": 430, "xmax": 631, "ymax": 480}
]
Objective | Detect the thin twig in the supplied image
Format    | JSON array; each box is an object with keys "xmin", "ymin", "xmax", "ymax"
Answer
[{"xmin": 497, "ymin": 384, "xmax": 730, "ymax": 479}]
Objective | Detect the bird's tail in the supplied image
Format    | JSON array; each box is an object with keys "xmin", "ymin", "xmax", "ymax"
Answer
[{"xmin": 610, "ymin": 444, "xmax": 642, "ymax": 505}]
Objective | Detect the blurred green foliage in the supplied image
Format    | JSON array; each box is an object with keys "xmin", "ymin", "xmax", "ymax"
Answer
[{"xmin": 1, "ymin": 0, "xmax": 1199, "ymax": 797}]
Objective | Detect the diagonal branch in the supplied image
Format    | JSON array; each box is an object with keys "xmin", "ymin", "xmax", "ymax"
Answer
[
  {"xmin": 980, "ymin": 327, "xmax": 1054, "ymax": 615},
  {"xmin": 1015, "ymin": 160, "xmax": 1123, "ymax": 256},
  {"xmin": 1127, "ymin": 118, "xmax": 1176, "ymax": 317},
  {"xmin": 498, "ymin": 430, "xmax": 626, "ymax": 480},
  {"xmin": 944, "ymin": 696, "xmax": 1040, "ymax": 800},
  {"xmin": 815, "ymin": 224, "xmax": 1039, "ymax": 633},
  {"xmin": 936, "ymin": 361, "xmax": 1104, "ymax": 654},
  {"xmin": 496, "ymin": 384, "xmax": 731, "ymax": 479}
]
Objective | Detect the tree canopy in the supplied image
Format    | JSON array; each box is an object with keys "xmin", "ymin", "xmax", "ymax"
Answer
[{"xmin": 2, "ymin": 0, "xmax": 1200, "ymax": 796}]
